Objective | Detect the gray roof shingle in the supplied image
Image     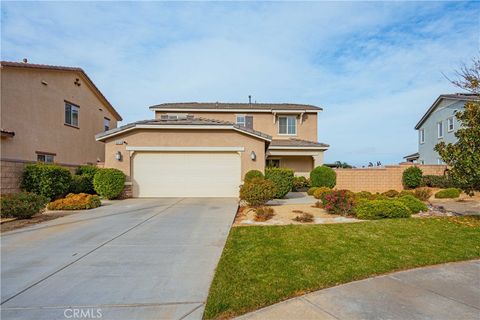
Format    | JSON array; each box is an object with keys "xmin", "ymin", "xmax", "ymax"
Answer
[
  {"xmin": 149, "ymin": 102, "xmax": 322, "ymax": 111},
  {"xmin": 95, "ymin": 117, "xmax": 272, "ymax": 141}
]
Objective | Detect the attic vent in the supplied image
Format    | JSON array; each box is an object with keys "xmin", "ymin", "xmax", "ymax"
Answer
[
  {"xmin": 177, "ymin": 114, "xmax": 187, "ymax": 120},
  {"xmin": 160, "ymin": 114, "xmax": 168, "ymax": 120}
]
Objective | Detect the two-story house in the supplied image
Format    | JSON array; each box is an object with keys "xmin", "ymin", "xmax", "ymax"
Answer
[
  {"xmin": 404, "ymin": 93, "xmax": 478, "ymax": 165},
  {"xmin": 0, "ymin": 61, "xmax": 122, "ymax": 194},
  {"xmin": 96, "ymin": 102, "xmax": 329, "ymax": 197}
]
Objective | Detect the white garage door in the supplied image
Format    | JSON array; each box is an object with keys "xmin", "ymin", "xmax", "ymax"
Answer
[{"xmin": 132, "ymin": 152, "xmax": 241, "ymax": 197}]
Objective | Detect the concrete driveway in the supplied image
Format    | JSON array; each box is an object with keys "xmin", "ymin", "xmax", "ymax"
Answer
[{"xmin": 1, "ymin": 198, "xmax": 238, "ymax": 320}]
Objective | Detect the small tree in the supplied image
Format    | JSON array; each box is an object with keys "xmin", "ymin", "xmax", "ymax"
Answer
[{"xmin": 435, "ymin": 57, "xmax": 480, "ymax": 195}]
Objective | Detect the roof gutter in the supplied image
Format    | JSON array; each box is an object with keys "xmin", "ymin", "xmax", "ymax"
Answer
[{"xmin": 149, "ymin": 108, "xmax": 322, "ymax": 113}]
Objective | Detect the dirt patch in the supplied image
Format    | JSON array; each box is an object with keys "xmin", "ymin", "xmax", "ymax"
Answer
[
  {"xmin": 0, "ymin": 211, "xmax": 76, "ymax": 233},
  {"xmin": 234, "ymin": 204, "xmax": 360, "ymax": 226},
  {"xmin": 427, "ymin": 190, "xmax": 480, "ymax": 215}
]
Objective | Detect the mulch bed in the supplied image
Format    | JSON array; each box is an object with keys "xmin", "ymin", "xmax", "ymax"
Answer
[{"xmin": 0, "ymin": 211, "xmax": 73, "ymax": 233}]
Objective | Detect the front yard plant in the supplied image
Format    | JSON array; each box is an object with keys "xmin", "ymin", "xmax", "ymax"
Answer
[
  {"xmin": 307, "ymin": 187, "xmax": 318, "ymax": 196},
  {"xmin": 205, "ymin": 217, "xmax": 480, "ymax": 319},
  {"xmin": 402, "ymin": 166, "xmax": 423, "ymax": 189},
  {"xmin": 47, "ymin": 193, "xmax": 101, "ymax": 210},
  {"xmin": 435, "ymin": 188, "xmax": 462, "ymax": 199},
  {"xmin": 310, "ymin": 165, "xmax": 336, "ymax": 188},
  {"xmin": 1, "ymin": 192, "xmax": 48, "ymax": 219},
  {"xmin": 265, "ymin": 168, "xmax": 294, "ymax": 199},
  {"xmin": 93, "ymin": 168, "xmax": 126, "ymax": 199},
  {"xmin": 292, "ymin": 176, "xmax": 310, "ymax": 191},
  {"xmin": 321, "ymin": 189, "xmax": 355, "ymax": 215},
  {"xmin": 72, "ymin": 165, "xmax": 99, "ymax": 194},
  {"xmin": 239, "ymin": 178, "xmax": 276, "ymax": 206},
  {"xmin": 253, "ymin": 206, "xmax": 275, "ymax": 222},
  {"xmin": 397, "ymin": 195, "xmax": 428, "ymax": 213},
  {"xmin": 355, "ymin": 199, "xmax": 411, "ymax": 219},
  {"xmin": 21, "ymin": 163, "xmax": 71, "ymax": 200},
  {"xmin": 244, "ymin": 170, "xmax": 264, "ymax": 183},
  {"xmin": 312, "ymin": 186, "xmax": 332, "ymax": 201}
]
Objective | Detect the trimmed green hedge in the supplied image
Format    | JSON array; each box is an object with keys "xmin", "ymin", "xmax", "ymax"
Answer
[
  {"xmin": 292, "ymin": 176, "xmax": 310, "ymax": 191},
  {"xmin": 1, "ymin": 192, "xmax": 48, "ymax": 219},
  {"xmin": 435, "ymin": 188, "xmax": 462, "ymax": 199},
  {"xmin": 355, "ymin": 200, "xmax": 411, "ymax": 220},
  {"xmin": 69, "ymin": 175, "xmax": 93, "ymax": 194},
  {"xmin": 21, "ymin": 164, "xmax": 71, "ymax": 200},
  {"xmin": 310, "ymin": 166, "xmax": 336, "ymax": 188},
  {"xmin": 265, "ymin": 168, "xmax": 294, "ymax": 199},
  {"xmin": 397, "ymin": 195, "xmax": 428, "ymax": 213},
  {"xmin": 239, "ymin": 178, "xmax": 276, "ymax": 206},
  {"xmin": 402, "ymin": 166, "xmax": 423, "ymax": 189},
  {"xmin": 74, "ymin": 165, "xmax": 99, "ymax": 194},
  {"xmin": 93, "ymin": 168, "xmax": 125, "ymax": 199},
  {"xmin": 244, "ymin": 170, "xmax": 264, "ymax": 183}
]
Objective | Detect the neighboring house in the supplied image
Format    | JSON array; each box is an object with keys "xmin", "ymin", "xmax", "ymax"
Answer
[
  {"xmin": 0, "ymin": 61, "xmax": 122, "ymax": 194},
  {"xmin": 404, "ymin": 93, "xmax": 478, "ymax": 165},
  {"xmin": 96, "ymin": 102, "xmax": 329, "ymax": 197}
]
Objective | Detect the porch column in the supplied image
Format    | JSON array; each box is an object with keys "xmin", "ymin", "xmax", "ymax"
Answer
[{"xmin": 312, "ymin": 152, "xmax": 324, "ymax": 168}]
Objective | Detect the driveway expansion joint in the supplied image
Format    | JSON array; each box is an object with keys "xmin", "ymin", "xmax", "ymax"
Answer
[
  {"xmin": 1, "ymin": 198, "xmax": 185, "ymax": 305},
  {"xmin": 300, "ymin": 296, "xmax": 342, "ymax": 320}
]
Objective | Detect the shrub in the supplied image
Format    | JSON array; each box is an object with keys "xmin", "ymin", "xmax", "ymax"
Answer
[
  {"xmin": 355, "ymin": 191, "xmax": 373, "ymax": 200},
  {"xmin": 265, "ymin": 168, "xmax": 294, "ymax": 199},
  {"xmin": 21, "ymin": 164, "xmax": 72, "ymax": 200},
  {"xmin": 74, "ymin": 165, "xmax": 99, "ymax": 194},
  {"xmin": 47, "ymin": 193, "xmax": 101, "ymax": 210},
  {"xmin": 310, "ymin": 166, "xmax": 336, "ymax": 188},
  {"xmin": 435, "ymin": 188, "xmax": 462, "ymax": 199},
  {"xmin": 239, "ymin": 178, "xmax": 276, "ymax": 206},
  {"xmin": 355, "ymin": 200, "xmax": 411, "ymax": 220},
  {"xmin": 307, "ymin": 187, "xmax": 319, "ymax": 196},
  {"xmin": 382, "ymin": 190, "xmax": 399, "ymax": 198},
  {"xmin": 292, "ymin": 176, "xmax": 310, "ymax": 191},
  {"xmin": 402, "ymin": 166, "xmax": 423, "ymax": 189},
  {"xmin": 313, "ymin": 187, "xmax": 332, "ymax": 201},
  {"xmin": 293, "ymin": 211, "xmax": 314, "ymax": 223},
  {"xmin": 1, "ymin": 192, "xmax": 48, "ymax": 219},
  {"xmin": 397, "ymin": 195, "xmax": 428, "ymax": 214},
  {"xmin": 244, "ymin": 170, "xmax": 264, "ymax": 183},
  {"xmin": 322, "ymin": 190, "xmax": 355, "ymax": 215},
  {"xmin": 69, "ymin": 175, "xmax": 93, "ymax": 194},
  {"xmin": 254, "ymin": 206, "xmax": 275, "ymax": 222},
  {"xmin": 412, "ymin": 188, "xmax": 433, "ymax": 201},
  {"xmin": 422, "ymin": 175, "xmax": 455, "ymax": 188},
  {"xmin": 93, "ymin": 168, "xmax": 126, "ymax": 199}
]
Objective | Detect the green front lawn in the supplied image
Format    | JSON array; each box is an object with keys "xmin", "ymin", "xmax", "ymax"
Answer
[{"xmin": 204, "ymin": 217, "xmax": 480, "ymax": 319}]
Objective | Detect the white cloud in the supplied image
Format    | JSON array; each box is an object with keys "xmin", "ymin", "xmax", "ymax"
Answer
[{"xmin": 1, "ymin": 1, "xmax": 478, "ymax": 166}]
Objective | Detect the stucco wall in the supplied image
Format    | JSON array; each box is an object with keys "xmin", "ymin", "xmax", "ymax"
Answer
[
  {"xmin": 268, "ymin": 156, "xmax": 313, "ymax": 176},
  {"xmin": 102, "ymin": 129, "xmax": 266, "ymax": 181},
  {"xmin": 0, "ymin": 67, "xmax": 118, "ymax": 165},
  {"xmin": 155, "ymin": 111, "xmax": 318, "ymax": 141},
  {"xmin": 335, "ymin": 163, "xmax": 448, "ymax": 193},
  {"xmin": 417, "ymin": 99, "xmax": 464, "ymax": 164}
]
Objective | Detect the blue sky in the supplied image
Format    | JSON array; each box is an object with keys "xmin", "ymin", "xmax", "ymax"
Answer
[{"xmin": 1, "ymin": 1, "xmax": 479, "ymax": 166}]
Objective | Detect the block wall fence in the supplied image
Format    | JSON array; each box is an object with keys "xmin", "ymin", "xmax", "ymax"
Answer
[{"xmin": 334, "ymin": 163, "xmax": 448, "ymax": 193}]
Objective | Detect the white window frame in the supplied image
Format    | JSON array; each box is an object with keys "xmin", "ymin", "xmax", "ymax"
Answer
[
  {"xmin": 37, "ymin": 153, "xmax": 54, "ymax": 163},
  {"xmin": 278, "ymin": 116, "xmax": 297, "ymax": 135},
  {"xmin": 103, "ymin": 117, "xmax": 110, "ymax": 132},
  {"xmin": 437, "ymin": 121, "xmax": 443, "ymax": 139},
  {"xmin": 65, "ymin": 102, "xmax": 79, "ymax": 127},
  {"xmin": 447, "ymin": 117, "xmax": 454, "ymax": 132},
  {"xmin": 419, "ymin": 129, "xmax": 425, "ymax": 144},
  {"xmin": 236, "ymin": 114, "xmax": 246, "ymax": 127}
]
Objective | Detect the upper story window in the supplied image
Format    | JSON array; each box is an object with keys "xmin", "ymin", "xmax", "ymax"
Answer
[
  {"xmin": 236, "ymin": 115, "xmax": 246, "ymax": 127},
  {"xmin": 160, "ymin": 113, "xmax": 188, "ymax": 120},
  {"xmin": 419, "ymin": 129, "xmax": 425, "ymax": 144},
  {"xmin": 104, "ymin": 117, "xmax": 110, "ymax": 131},
  {"xmin": 447, "ymin": 117, "xmax": 454, "ymax": 132},
  {"xmin": 437, "ymin": 121, "xmax": 443, "ymax": 139},
  {"xmin": 278, "ymin": 116, "xmax": 296, "ymax": 135},
  {"xmin": 65, "ymin": 102, "xmax": 79, "ymax": 127},
  {"xmin": 37, "ymin": 153, "xmax": 54, "ymax": 164}
]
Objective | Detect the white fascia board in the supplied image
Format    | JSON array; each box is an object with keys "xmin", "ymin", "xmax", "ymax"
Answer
[
  {"xmin": 268, "ymin": 146, "xmax": 328, "ymax": 150},
  {"xmin": 126, "ymin": 146, "xmax": 245, "ymax": 152},
  {"xmin": 151, "ymin": 108, "xmax": 321, "ymax": 114},
  {"xmin": 267, "ymin": 150, "xmax": 323, "ymax": 156}
]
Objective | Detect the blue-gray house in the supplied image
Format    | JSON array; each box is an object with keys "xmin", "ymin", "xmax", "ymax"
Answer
[{"xmin": 404, "ymin": 93, "xmax": 478, "ymax": 165}]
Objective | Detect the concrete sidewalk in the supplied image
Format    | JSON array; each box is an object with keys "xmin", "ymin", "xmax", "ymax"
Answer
[{"xmin": 237, "ymin": 260, "xmax": 480, "ymax": 320}]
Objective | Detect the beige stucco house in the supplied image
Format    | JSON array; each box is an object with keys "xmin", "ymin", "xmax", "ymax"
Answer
[
  {"xmin": 96, "ymin": 102, "xmax": 328, "ymax": 197},
  {"xmin": 0, "ymin": 61, "xmax": 122, "ymax": 194}
]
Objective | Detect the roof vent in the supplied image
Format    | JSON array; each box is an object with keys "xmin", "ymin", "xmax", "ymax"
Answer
[
  {"xmin": 248, "ymin": 95, "xmax": 252, "ymax": 105},
  {"xmin": 22, "ymin": 58, "xmax": 28, "ymax": 63}
]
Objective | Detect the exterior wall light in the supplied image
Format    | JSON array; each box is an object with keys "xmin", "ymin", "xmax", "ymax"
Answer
[
  {"xmin": 115, "ymin": 151, "xmax": 122, "ymax": 161},
  {"xmin": 250, "ymin": 151, "xmax": 256, "ymax": 161}
]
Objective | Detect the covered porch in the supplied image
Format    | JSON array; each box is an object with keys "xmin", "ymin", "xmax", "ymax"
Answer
[{"xmin": 266, "ymin": 138, "xmax": 329, "ymax": 176}]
